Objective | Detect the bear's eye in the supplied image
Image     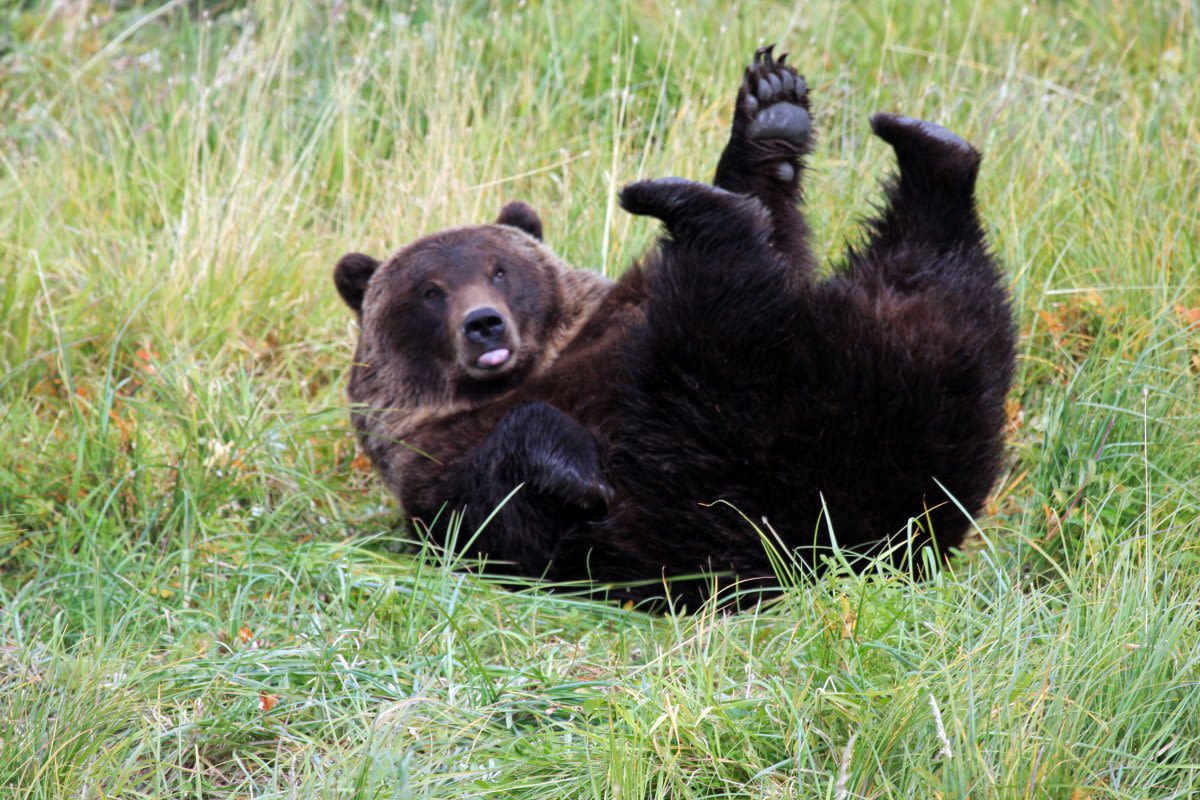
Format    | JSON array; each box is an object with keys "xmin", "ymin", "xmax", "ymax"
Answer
[
  {"xmin": 422, "ymin": 285, "xmax": 444, "ymax": 303},
  {"xmin": 491, "ymin": 267, "xmax": 507, "ymax": 284}
]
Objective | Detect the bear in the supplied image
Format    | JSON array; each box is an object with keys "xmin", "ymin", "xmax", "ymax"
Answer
[{"xmin": 334, "ymin": 46, "xmax": 1016, "ymax": 609}]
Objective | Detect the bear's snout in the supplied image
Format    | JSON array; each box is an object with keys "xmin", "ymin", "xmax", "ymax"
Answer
[
  {"xmin": 457, "ymin": 305, "xmax": 519, "ymax": 378},
  {"xmin": 462, "ymin": 307, "xmax": 507, "ymax": 344}
]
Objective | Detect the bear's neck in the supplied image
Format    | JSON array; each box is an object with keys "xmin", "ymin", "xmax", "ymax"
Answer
[{"xmin": 538, "ymin": 267, "xmax": 615, "ymax": 368}]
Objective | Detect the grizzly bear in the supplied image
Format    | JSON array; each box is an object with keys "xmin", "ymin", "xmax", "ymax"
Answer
[{"xmin": 334, "ymin": 47, "xmax": 1015, "ymax": 608}]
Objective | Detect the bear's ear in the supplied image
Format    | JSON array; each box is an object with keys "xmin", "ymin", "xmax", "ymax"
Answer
[
  {"xmin": 495, "ymin": 201, "xmax": 543, "ymax": 241},
  {"xmin": 334, "ymin": 252, "xmax": 380, "ymax": 314}
]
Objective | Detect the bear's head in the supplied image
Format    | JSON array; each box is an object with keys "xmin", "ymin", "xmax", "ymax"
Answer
[{"xmin": 335, "ymin": 202, "xmax": 576, "ymax": 405}]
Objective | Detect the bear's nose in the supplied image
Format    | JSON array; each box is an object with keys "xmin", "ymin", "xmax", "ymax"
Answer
[{"xmin": 462, "ymin": 307, "xmax": 506, "ymax": 343}]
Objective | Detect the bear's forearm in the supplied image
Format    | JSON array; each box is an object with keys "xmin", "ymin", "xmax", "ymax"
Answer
[{"xmin": 404, "ymin": 401, "xmax": 611, "ymax": 578}]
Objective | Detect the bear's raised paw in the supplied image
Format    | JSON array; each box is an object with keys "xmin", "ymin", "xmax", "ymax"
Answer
[{"xmin": 740, "ymin": 45, "xmax": 812, "ymax": 154}]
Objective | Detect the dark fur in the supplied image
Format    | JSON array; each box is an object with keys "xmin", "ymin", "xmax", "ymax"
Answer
[{"xmin": 335, "ymin": 49, "xmax": 1015, "ymax": 609}]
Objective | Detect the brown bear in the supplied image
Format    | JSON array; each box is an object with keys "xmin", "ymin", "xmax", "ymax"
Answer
[{"xmin": 334, "ymin": 47, "xmax": 1016, "ymax": 608}]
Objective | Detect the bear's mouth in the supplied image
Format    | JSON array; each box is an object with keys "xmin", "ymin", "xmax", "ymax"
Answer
[
  {"xmin": 476, "ymin": 348, "xmax": 512, "ymax": 369},
  {"xmin": 462, "ymin": 345, "xmax": 517, "ymax": 380}
]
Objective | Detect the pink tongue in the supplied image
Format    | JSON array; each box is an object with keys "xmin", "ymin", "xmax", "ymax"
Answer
[{"xmin": 478, "ymin": 348, "xmax": 511, "ymax": 367}]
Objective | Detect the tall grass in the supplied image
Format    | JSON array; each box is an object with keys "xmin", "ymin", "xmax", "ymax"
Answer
[{"xmin": 2, "ymin": 0, "xmax": 1198, "ymax": 796}]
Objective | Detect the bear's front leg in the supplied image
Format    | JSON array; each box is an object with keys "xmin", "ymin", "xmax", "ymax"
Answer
[
  {"xmin": 475, "ymin": 402, "xmax": 613, "ymax": 517},
  {"xmin": 446, "ymin": 402, "xmax": 613, "ymax": 576}
]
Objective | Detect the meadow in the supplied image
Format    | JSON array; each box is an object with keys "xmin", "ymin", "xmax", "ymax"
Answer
[{"xmin": 2, "ymin": 0, "xmax": 1199, "ymax": 796}]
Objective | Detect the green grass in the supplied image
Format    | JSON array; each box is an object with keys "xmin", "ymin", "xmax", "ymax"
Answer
[{"xmin": 2, "ymin": 0, "xmax": 1199, "ymax": 796}]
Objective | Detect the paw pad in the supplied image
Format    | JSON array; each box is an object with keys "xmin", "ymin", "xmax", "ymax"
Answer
[{"xmin": 741, "ymin": 45, "xmax": 811, "ymax": 148}]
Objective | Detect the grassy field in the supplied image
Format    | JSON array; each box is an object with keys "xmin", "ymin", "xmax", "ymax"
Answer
[{"xmin": 2, "ymin": 0, "xmax": 1199, "ymax": 796}]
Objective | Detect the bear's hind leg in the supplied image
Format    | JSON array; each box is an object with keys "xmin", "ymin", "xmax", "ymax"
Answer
[
  {"xmin": 821, "ymin": 116, "xmax": 1015, "ymax": 565},
  {"xmin": 713, "ymin": 45, "xmax": 814, "ymax": 272},
  {"xmin": 849, "ymin": 113, "xmax": 987, "ymax": 280}
]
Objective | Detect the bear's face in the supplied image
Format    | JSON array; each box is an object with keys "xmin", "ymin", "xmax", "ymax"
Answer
[
  {"xmin": 368, "ymin": 227, "xmax": 558, "ymax": 383},
  {"xmin": 335, "ymin": 203, "xmax": 569, "ymax": 403}
]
